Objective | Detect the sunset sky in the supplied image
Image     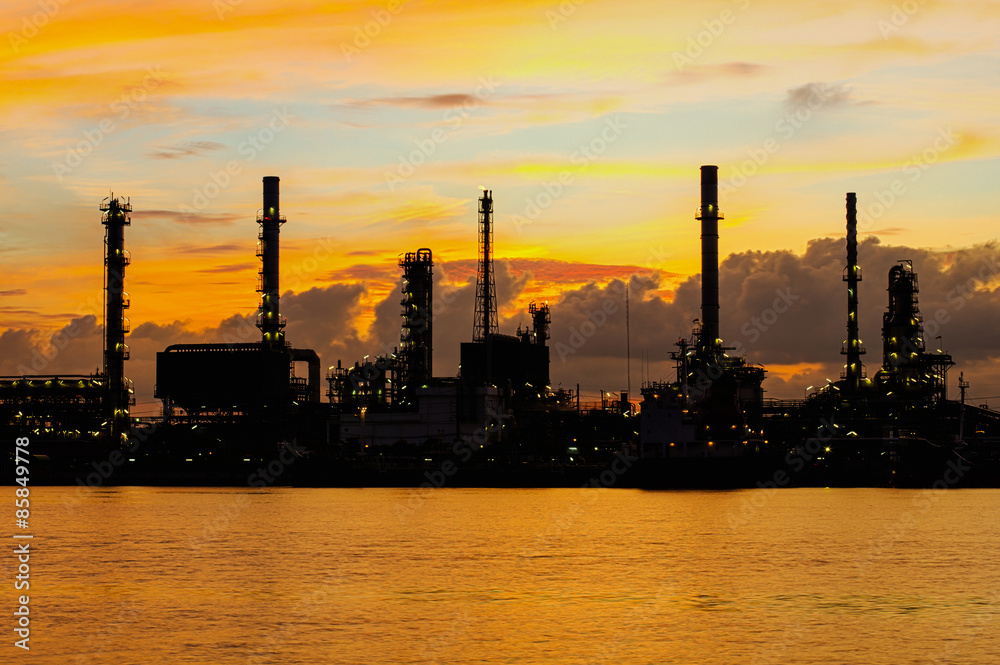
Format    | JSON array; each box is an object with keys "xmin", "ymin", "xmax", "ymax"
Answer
[{"xmin": 2, "ymin": 0, "xmax": 999, "ymax": 414}]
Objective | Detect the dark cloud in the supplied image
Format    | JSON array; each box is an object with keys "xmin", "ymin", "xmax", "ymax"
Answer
[
  {"xmin": 525, "ymin": 238, "xmax": 1000, "ymax": 398},
  {"xmin": 0, "ymin": 289, "xmax": 28, "ymax": 297},
  {"xmin": 326, "ymin": 263, "xmax": 397, "ymax": 284},
  {"xmin": 148, "ymin": 141, "xmax": 226, "ymax": 160},
  {"xmin": 6, "ymin": 239, "xmax": 1000, "ymax": 408},
  {"xmin": 283, "ymin": 284, "xmax": 368, "ymax": 362},
  {"xmin": 0, "ymin": 315, "xmax": 103, "ymax": 377}
]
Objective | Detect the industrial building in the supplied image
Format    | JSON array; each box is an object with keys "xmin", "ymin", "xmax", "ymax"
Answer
[
  {"xmin": 640, "ymin": 166, "xmax": 766, "ymax": 458},
  {"xmin": 154, "ymin": 177, "xmax": 322, "ymax": 448},
  {"xmin": 4, "ymin": 167, "xmax": 999, "ymax": 487},
  {"xmin": 0, "ymin": 195, "xmax": 134, "ymax": 446},
  {"xmin": 636, "ymin": 168, "xmax": 1000, "ymax": 488},
  {"xmin": 329, "ymin": 188, "xmax": 555, "ymax": 452},
  {"xmin": 460, "ymin": 190, "xmax": 551, "ymax": 398}
]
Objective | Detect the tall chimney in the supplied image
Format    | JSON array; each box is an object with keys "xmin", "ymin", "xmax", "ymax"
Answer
[
  {"xmin": 257, "ymin": 176, "xmax": 286, "ymax": 349},
  {"xmin": 842, "ymin": 192, "xmax": 865, "ymax": 392},
  {"xmin": 696, "ymin": 165, "xmax": 721, "ymax": 352}
]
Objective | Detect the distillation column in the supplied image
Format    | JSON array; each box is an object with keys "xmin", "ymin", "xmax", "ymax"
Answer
[
  {"xmin": 257, "ymin": 176, "xmax": 286, "ymax": 350},
  {"xmin": 529, "ymin": 302, "xmax": 550, "ymax": 345},
  {"xmin": 400, "ymin": 248, "xmax": 434, "ymax": 387},
  {"xmin": 101, "ymin": 195, "xmax": 132, "ymax": 443}
]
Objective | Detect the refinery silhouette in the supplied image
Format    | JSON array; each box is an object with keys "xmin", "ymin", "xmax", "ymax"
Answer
[{"xmin": 3, "ymin": 168, "xmax": 999, "ymax": 488}]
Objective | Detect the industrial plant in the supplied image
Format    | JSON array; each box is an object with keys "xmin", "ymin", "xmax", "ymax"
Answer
[
  {"xmin": 1, "ymin": 195, "xmax": 134, "ymax": 447},
  {"xmin": 4, "ymin": 169, "xmax": 1000, "ymax": 487}
]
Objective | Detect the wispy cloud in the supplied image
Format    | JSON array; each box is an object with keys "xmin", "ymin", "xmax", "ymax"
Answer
[
  {"xmin": 130, "ymin": 210, "xmax": 242, "ymax": 225},
  {"xmin": 785, "ymin": 82, "xmax": 862, "ymax": 108},
  {"xmin": 148, "ymin": 141, "xmax": 226, "ymax": 160}
]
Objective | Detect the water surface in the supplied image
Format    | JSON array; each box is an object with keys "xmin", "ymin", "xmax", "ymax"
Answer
[{"xmin": 20, "ymin": 487, "xmax": 1000, "ymax": 663}]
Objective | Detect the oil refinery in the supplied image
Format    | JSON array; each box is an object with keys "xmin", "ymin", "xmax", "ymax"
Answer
[{"xmin": 4, "ymin": 169, "xmax": 1000, "ymax": 488}]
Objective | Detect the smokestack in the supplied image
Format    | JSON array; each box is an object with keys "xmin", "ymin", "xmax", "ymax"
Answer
[
  {"xmin": 257, "ymin": 176, "xmax": 286, "ymax": 349},
  {"xmin": 263, "ymin": 176, "xmax": 279, "ymax": 218},
  {"xmin": 696, "ymin": 165, "xmax": 721, "ymax": 352},
  {"xmin": 842, "ymin": 192, "xmax": 865, "ymax": 393}
]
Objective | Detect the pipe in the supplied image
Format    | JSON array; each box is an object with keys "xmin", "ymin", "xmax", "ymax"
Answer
[
  {"xmin": 289, "ymin": 348, "xmax": 321, "ymax": 402},
  {"xmin": 696, "ymin": 166, "xmax": 721, "ymax": 351}
]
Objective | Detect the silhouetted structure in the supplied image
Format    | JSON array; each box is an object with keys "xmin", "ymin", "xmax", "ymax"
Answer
[
  {"xmin": 155, "ymin": 177, "xmax": 320, "ymax": 444},
  {"xmin": 874, "ymin": 260, "xmax": 953, "ymax": 401},
  {"xmin": 698, "ymin": 165, "xmax": 721, "ymax": 356},
  {"xmin": 841, "ymin": 193, "xmax": 867, "ymax": 394},
  {"xmin": 0, "ymin": 194, "xmax": 134, "ymax": 444},
  {"xmin": 473, "ymin": 189, "xmax": 497, "ymax": 343},
  {"xmin": 6, "ymin": 168, "xmax": 1000, "ymax": 487},
  {"xmin": 640, "ymin": 166, "xmax": 765, "ymax": 458},
  {"xmin": 400, "ymin": 248, "xmax": 433, "ymax": 391},
  {"xmin": 257, "ymin": 176, "xmax": 286, "ymax": 350},
  {"xmin": 521, "ymin": 302, "xmax": 551, "ymax": 346},
  {"xmin": 460, "ymin": 189, "xmax": 551, "ymax": 396}
]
